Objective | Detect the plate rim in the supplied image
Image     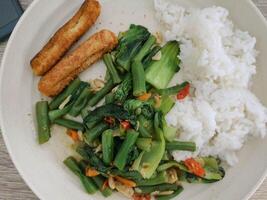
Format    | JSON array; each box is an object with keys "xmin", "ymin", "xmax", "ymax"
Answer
[{"xmin": 0, "ymin": 0, "xmax": 267, "ymax": 200}]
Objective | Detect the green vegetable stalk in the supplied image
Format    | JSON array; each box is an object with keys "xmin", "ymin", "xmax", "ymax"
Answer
[
  {"xmin": 114, "ymin": 130, "xmax": 139, "ymax": 170},
  {"xmin": 69, "ymin": 86, "xmax": 93, "ymax": 117},
  {"xmin": 157, "ymin": 81, "xmax": 189, "ymax": 96},
  {"xmin": 146, "ymin": 41, "xmax": 180, "ymax": 89},
  {"xmin": 54, "ymin": 118, "xmax": 85, "ymax": 132},
  {"xmin": 137, "ymin": 112, "xmax": 166, "ymax": 179},
  {"xmin": 132, "ymin": 35, "xmax": 156, "ymax": 96},
  {"xmin": 102, "ymin": 129, "xmax": 114, "ymax": 165},
  {"xmin": 103, "ymin": 53, "xmax": 121, "ymax": 84},
  {"xmin": 166, "ymin": 141, "xmax": 196, "ymax": 152},
  {"xmin": 84, "ymin": 122, "xmax": 109, "ymax": 144},
  {"xmin": 36, "ymin": 101, "xmax": 50, "ymax": 144},
  {"xmin": 64, "ymin": 157, "xmax": 98, "ymax": 194},
  {"xmin": 86, "ymin": 79, "xmax": 116, "ymax": 107},
  {"xmin": 49, "ymin": 78, "xmax": 81, "ymax": 110}
]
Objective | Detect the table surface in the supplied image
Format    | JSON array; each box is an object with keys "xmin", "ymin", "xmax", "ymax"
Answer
[{"xmin": 1, "ymin": 0, "xmax": 267, "ymax": 199}]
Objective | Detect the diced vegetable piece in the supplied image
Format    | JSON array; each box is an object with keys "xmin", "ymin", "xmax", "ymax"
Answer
[
  {"xmin": 64, "ymin": 157, "xmax": 98, "ymax": 194},
  {"xmin": 166, "ymin": 141, "xmax": 196, "ymax": 152},
  {"xmin": 36, "ymin": 101, "xmax": 50, "ymax": 144},
  {"xmin": 115, "ymin": 24, "xmax": 150, "ymax": 71},
  {"xmin": 102, "ymin": 129, "xmax": 114, "ymax": 165},
  {"xmin": 184, "ymin": 158, "xmax": 205, "ymax": 177},
  {"xmin": 85, "ymin": 167, "xmax": 100, "ymax": 177},
  {"xmin": 103, "ymin": 53, "xmax": 122, "ymax": 84},
  {"xmin": 137, "ymin": 93, "xmax": 152, "ymax": 101},
  {"xmin": 114, "ymin": 130, "xmax": 139, "ymax": 170},
  {"xmin": 176, "ymin": 83, "xmax": 190, "ymax": 100},
  {"xmin": 49, "ymin": 78, "xmax": 81, "ymax": 110},
  {"xmin": 120, "ymin": 120, "xmax": 132, "ymax": 131},
  {"xmin": 84, "ymin": 122, "xmax": 109, "ymax": 144},
  {"xmin": 67, "ymin": 129, "xmax": 80, "ymax": 142},
  {"xmin": 145, "ymin": 41, "xmax": 180, "ymax": 89},
  {"xmin": 54, "ymin": 118, "xmax": 84, "ymax": 131}
]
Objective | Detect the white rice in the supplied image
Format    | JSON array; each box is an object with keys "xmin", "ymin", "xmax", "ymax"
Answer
[{"xmin": 154, "ymin": 0, "xmax": 267, "ymax": 165}]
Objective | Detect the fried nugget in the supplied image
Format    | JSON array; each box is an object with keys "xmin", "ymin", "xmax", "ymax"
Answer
[
  {"xmin": 31, "ymin": 0, "xmax": 101, "ymax": 76},
  {"xmin": 38, "ymin": 29, "xmax": 118, "ymax": 97}
]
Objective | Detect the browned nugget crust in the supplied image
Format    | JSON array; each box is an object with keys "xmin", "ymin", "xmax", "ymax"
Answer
[
  {"xmin": 31, "ymin": 0, "xmax": 101, "ymax": 76},
  {"xmin": 38, "ymin": 30, "xmax": 118, "ymax": 97}
]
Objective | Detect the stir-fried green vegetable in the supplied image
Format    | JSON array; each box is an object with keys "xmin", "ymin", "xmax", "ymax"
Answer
[{"xmin": 35, "ymin": 24, "xmax": 225, "ymax": 200}]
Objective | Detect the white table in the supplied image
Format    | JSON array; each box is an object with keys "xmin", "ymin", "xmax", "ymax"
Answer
[{"xmin": 0, "ymin": 0, "xmax": 267, "ymax": 199}]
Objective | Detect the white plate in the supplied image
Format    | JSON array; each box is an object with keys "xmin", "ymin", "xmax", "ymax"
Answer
[{"xmin": 1, "ymin": 0, "xmax": 267, "ymax": 199}]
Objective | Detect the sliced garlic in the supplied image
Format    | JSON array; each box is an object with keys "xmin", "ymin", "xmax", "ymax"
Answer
[
  {"xmin": 108, "ymin": 176, "xmax": 116, "ymax": 190},
  {"xmin": 167, "ymin": 168, "xmax": 178, "ymax": 184},
  {"xmin": 155, "ymin": 31, "xmax": 163, "ymax": 44},
  {"xmin": 58, "ymin": 95, "xmax": 72, "ymax": 110},
  {"xmin": 115, "ymin": 181, "xmax": 134, "ymax": 198},
  {"xmin": 152, "ymin": 51, "xmax": 162, "ymax": 61}
]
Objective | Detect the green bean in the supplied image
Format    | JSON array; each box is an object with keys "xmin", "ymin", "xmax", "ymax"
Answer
[
  {"xmin": 92, "ymin": 176, "xmax": 113, "ymax": 197},
  {"xmin": 166, "ymin": 141, "xmax": 196, "ymax": 152},
  {"xmin": 137, "ymin": 184, "xmax": 179, "ymax": 194},
  {"xmin": 69, "ymin": 87, "xmax": 93, "ymax": 117},
  {"xmin": 132, "ymin": 60, "xmax": 146, "ymax": 96},
  {"xmin": 49, "ymin": 82, "xmax": 88, "ymax": 121},
  {"xmin": 64, "ymin": 157, "xmax": 98, "ymax": 194},
  {"xmin": 102, "ymin": 129, "xmax": 114, "ymax": 165},
  {"xmin": 134, "ymin": 35, "xmax": 156, "ymax": 62},
  {"xmin": 157, "ymin": 82, "xmax": 189, "ymax": 96},
  {"xmin": 76, "ymin": 145, "xmax": 109, "ymax": 174},
  {"xmin": 54, "ymin": 118, "xmax": 84, "ymax": 131},
  {"xmin": 136, "ymin": 171, "xmax": 168, "ymax": 186},
  {"xmin": 87, "ymin": 79, "xmax": 116, "ymax": 107},
  {"xmin": 114, "ymin": 130, "xmax": 139, "ymax": 170},
  {"xmin": 49, "ymin": 78, "xmax": 81, "ymax": 110},
  {"xmin": 48, "ymin": 103, "xmax": 72, "ymax": 122},
  {"xmin": 136, "ymin": 138, "xmax": 152, "ymax": 152},
  {"xmin": 103, "ymin": 54, "xmax": 122, "ymax": 84},
  {"xmin": 84, "ymin": 122, "xmax": 109, "ymax": 144},
  {"xmin": 36, "ymin": 101, "xmax": 50, "ymax": 144},
  {"xmin": 156, "ymin": 186, "xmax": 184, "ymax": 200}
]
